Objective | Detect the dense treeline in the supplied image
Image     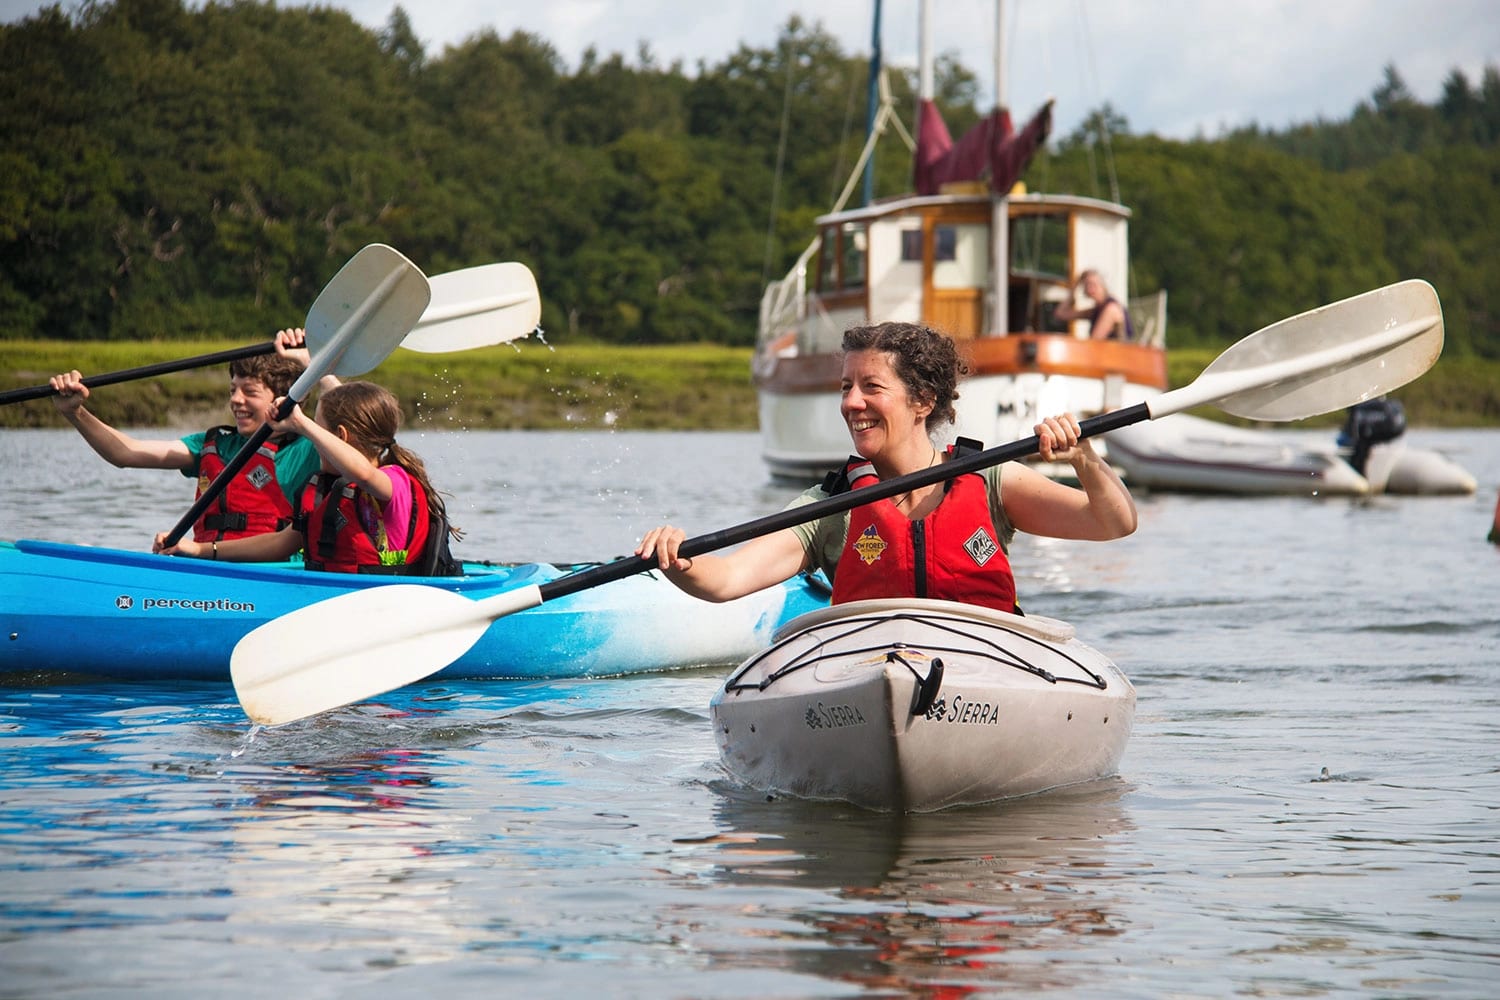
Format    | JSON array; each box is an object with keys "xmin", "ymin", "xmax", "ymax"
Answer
[{"xmin": 2, "ymin": 0, "xmax": 1497, "ymax": 357}]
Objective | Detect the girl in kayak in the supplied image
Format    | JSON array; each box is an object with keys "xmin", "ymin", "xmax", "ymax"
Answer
[
  {"xmin": 635, "ymin": 321, "xmax": 1136, "ymax": 610},
  {"xmin": 153, "ymin": 380, "xmax": 460, "ymax": 575}
]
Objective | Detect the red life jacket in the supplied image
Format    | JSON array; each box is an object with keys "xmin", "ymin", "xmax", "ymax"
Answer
[
  {"xmin": 299, "ymin": 470, "xmax": 432, "ymax": 574},
  {"xmin": 193, "ymin": 425, "xmax": 296, "ymax": 542},
  {"xmin": 831, "ymin": 454, "xmax": 1017, "ymax": 613}
]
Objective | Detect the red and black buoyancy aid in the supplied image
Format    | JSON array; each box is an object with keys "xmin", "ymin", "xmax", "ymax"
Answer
[
  {"xmin": 298, "ymin": 471, "xmax": 432, "ymax": 574},
  {"xmin": 830, "ymin": 442, "xmax": 1017, "ymax": 612},
  {"xmin": 193, "ymin": 425, "xmax": 297, "ymax": 542}
]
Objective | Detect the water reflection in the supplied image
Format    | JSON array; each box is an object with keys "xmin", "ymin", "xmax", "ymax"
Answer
[
  {"xmin": 222, "ymin": 741, "xmax": 481, "ymax": 966},
  {"xmin": 693, "ymin": 779, "xmax": 1136, "ymax": 994}
]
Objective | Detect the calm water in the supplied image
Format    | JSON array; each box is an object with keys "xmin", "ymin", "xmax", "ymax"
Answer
[{"xmin": 2, "ymin": 426, "xmax": 1498, "ymax": 998}]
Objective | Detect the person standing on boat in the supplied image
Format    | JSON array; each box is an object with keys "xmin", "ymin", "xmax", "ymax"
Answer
[
  {"xmin": 1054, "ymin": 269, "xmax": 1135, "ymax": 341},
  {"xmin": 153, "ymin": 380, "xmax": 460, "ymax": 575},
  {"xmin": 635, "ymin": 322, "xmax": 1137, "ymax": 610},
  {"xmin": 48, "ymin": 329, "xmax": 330, "ymax": 543}
]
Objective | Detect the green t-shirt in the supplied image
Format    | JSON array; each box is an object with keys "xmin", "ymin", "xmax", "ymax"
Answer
[
  {"xmin": 787, "ymin": 462, "xmax": 1014, "ymax": 583},
  {"xmin": 179, "ymin": 428, "xmax": 321, "ymax": 506}
]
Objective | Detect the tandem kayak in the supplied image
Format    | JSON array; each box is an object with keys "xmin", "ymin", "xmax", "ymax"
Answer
[
  {"xmin": 0, "ymin": 539, "xmax": 829, "ymax": 682},
  {"xmin": 709, "ymin": 598, "xmax": 1134, "ymax": 812}
]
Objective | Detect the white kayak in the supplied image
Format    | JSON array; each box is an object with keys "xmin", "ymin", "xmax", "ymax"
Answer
[{"xmin": 709, "ymin": 598, "xmax": 1135, "ymax": 812}]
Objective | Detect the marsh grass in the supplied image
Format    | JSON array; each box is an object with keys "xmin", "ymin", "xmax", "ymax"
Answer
[
  {"xmin": 3, "ymin": 339, "xmax": 1491, "ymax": 431},
  {"xmin": 1, "ymin": 339, "xmax": 760, "ymax": 432}
]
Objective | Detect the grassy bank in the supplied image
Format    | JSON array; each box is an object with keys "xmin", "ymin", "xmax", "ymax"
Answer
[
  {"xmin": 3, "ymin": 339, "xmax": 1494, "ymax": 431},
  {"xmin": 1, "ymin": 339, "xmax": 759, "ymax": 432}
]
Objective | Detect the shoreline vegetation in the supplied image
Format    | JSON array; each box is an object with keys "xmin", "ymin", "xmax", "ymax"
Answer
[{"xmin": 3, "ymin": 339, "xmax": 1495, "ymax": 433}]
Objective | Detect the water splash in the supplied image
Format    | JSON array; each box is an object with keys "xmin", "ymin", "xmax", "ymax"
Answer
[{"xmin": 229, "ymin": 723, "xmax": 263, "ymax": 759}]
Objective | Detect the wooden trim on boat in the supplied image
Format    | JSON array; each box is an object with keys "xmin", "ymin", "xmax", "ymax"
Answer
[
  {"xmin": 964, "ymin": 334, "xmax": 1167, "ymax": 388},
  {"xmin": 754, "ymin": 334, "xmax": 1167, "ymax": 394}
]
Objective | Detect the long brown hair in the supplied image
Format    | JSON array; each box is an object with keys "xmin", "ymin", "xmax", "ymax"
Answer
[{"xmin": 316, "ymin": 380, "xmax": 461, "ymax": 541}]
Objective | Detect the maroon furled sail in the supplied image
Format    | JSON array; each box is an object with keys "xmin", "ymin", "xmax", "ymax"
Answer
[{"xmin": 914, "ymin": 99, "xmax": 1053, "ymax": 196}]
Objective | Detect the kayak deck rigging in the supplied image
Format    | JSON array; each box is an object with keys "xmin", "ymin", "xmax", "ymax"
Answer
[{"xmin": 725, "ymin": 607, "xmax": 1112, "ymax": 694}]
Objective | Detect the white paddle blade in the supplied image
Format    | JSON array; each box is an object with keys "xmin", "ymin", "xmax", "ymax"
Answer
[
  {"xmin": 303, "ymin": 244, "xmax": 431, "ymax": 379},
  {"xmin": 231, "ymin": 582, "xmax": 544, "ymax": 725},
  {"xmin": 1187, "ymin": 279, "xmax": 1443, "ymax": 422},
  {"xmin": 401, "ymin": 262, "xmax": 541, "ymax": 353}
]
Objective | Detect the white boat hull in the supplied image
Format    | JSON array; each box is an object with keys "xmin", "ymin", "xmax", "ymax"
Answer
[
  {"xmin": 1104, "ymin": 412, "xmax": 1371, "ymax": 495},
  {"xmin": 1361, "ymin": 440, "xmax": 1477, "ymax": 495},
  {"xmin": 1104, "ymin": 413, "xmax": 1477, "ymax": 496},
  {"xmin": 709, "ymin": 599, "xmax": 1135, "ymax": 812}
]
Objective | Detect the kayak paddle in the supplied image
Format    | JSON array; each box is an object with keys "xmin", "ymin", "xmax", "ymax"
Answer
[
  {"xmin": 231, "ymin": 278, "xmax": 1444, "ymax": 726},
  {"xmin": 401, "ymin": 260, "xmax": 540, "ymax": 353},
  {"xmin": 158, "ymin": 243, "xmax": 431, "ymax": 550},
  {"xmin": 0, "ymin": 260, "xmax": 540, "ymax": 405}
]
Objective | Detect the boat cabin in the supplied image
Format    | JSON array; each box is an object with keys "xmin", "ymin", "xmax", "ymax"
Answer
[
  {"xmin": 752, "ymin": 184, "xmax": 1168, "ymax": 482},
  {"xmin": 780, "ymin": 190, "xmax": 1142, "ymax": 356}
]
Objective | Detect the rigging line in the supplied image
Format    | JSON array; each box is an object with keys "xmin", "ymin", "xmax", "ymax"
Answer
[
  {"xmin": 761, "ymin": 35, "xmax": 798, "ymax": 292},
  {"xmin": 1008, "ymin": 0, "xmax": 1028, "ymax": 107},
  {"xmin": 1073, "ymin": 0, "xmax": 1120, "ymax": 205},
  {"xmin": 826, "ymin": 71, "xmax": 909, "ymax": 218},
  {"xmin": 830, "ymin": 60, "xmax": 861, "ymax": 208}
]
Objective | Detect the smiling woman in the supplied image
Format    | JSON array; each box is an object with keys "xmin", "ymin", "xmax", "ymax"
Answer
[{"xmin": 634, "ymin": 320, "xmax": 1138, "ymax": 612}]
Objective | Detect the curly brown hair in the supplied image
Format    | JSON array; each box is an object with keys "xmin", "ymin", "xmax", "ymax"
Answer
[
  {"xmin": 841, "ymin": 322, "xmax": 969, "ymax": 431},
  {"xmin": 230, "ymin": 354, "xmax": 303, "ymax": 398}
]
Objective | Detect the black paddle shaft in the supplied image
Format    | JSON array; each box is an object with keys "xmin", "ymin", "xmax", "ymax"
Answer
[
  {"xmin": 537, "ymin": 402, "xmax": 1152, "ymax": 604},
  {"xmin": 0, "ymin": 343, "xmax": 276, "ymax": 406}
]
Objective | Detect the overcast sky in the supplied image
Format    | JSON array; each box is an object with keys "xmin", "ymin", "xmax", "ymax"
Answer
[{"xmin": 4, "ymin": 1, "xmax": 1498, "ymax": 139}]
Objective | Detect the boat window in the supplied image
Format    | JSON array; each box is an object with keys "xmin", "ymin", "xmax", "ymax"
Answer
[
  {"xmin": 840, "ymin": 223, "xmax": 867, "ymax": 289},
  {"xmin": 900, "ymin": 228, "xmax": 922, "ymax": 262},
  {"xmin": 1011, "ymin": 213, "xmax": 1069, "ymax": 278},
  {"xmin": 931, "ymin": 224, "xmax": 989, "ymax": 290},
  {"xmin": 816, "ymin": 226, "xmax": 838, "ymax": 292},
  {"xmin": 934, "ymin": 225, "xmax": 958, "ymax": 262}
]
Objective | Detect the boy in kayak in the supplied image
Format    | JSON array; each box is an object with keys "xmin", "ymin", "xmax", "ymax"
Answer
[
  {"xmin": 153, "ymin": 380, "xmax": 460, "ymax": 575},
  {"xmin": 49, "ymin": 329, "xmax": 330, "ymax": 544},
  {"xmin": 635, "ymin": 321, "xmax": 1136, "ymax": 609}
]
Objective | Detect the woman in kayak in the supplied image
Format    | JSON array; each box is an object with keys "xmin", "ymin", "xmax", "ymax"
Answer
[
  {"xmin": 635, "ymin": 321, "xmax": 1136, "ymax": 611},
  {"xmin": 1053, "ymin": 268, "xmax": 1135, "ymax": 341},
  {"xmin": 153, "ymin": 380, "xmax": 460, "ymax": 575},
  {"xmin": 49, "ymin": 328, "xmax": 327, "ymax": 544}
]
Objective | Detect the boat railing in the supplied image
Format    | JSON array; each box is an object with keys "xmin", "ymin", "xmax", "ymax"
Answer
[
  {"xmin": 755, "ymin": 67, "xmax": 917, "ymax": 370},
  {"xmin": 1128, "ymin": 289, "xmax": 1168, "ymax": 348},
  {"xmin": 754, "ymin": 237, "xmax": 821, "ymax": 376}
]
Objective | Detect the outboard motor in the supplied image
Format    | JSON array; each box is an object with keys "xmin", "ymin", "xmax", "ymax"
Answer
[{"xmin": 1338, "ymin": 398, "xmax": 1406, "ymax": 475}]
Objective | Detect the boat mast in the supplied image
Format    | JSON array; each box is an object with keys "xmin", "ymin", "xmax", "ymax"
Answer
[
  {"xmin": 989, "ymin": 0, "xmax": 1009, "ymax": 335},
  {"xmin": 863, "ymin": 0, "xmax": 882, "ymax": 206},
  {"xmin": 917, "ymin": 0, "xmax": 933, "ymax": 147}
]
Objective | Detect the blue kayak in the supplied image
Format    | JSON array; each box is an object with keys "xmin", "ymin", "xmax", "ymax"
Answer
[{"xmin": 0, "ymin": 539, "xmax": 830, "ymax": 682}]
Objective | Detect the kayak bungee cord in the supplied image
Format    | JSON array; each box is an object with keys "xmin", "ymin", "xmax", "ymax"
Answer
[{"xmin": 723, "ymin": 610, "xmax": 1108, "ymax": 692}]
